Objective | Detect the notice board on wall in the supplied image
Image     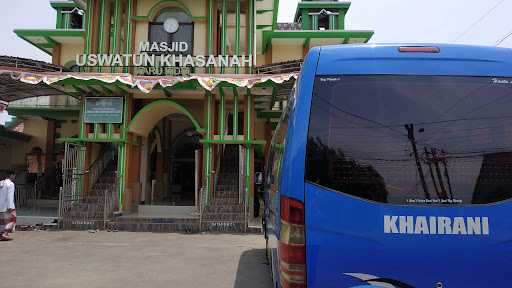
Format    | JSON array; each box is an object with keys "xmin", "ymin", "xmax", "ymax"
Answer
[{"xmin": 84, "ymin": 97, "xmax": 123, "ymax": 124}]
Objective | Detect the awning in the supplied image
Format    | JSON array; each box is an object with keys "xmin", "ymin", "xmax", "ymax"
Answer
[
  {"xmin": 7, "ymin": 106, "xmax": 80, "ymax": 120},
  {"xmin": 0, "ymin": 57, "xmax": 72, "ymax": 102},
  {"xmin": 0, "ymin": 68, "xmax": 297, "ymax": 120},
  {"xmin": 0, "ymin": 68, "xmax": 75, "ymax": 102},
  {"xmin": 0, "ymin": 68, "xmax": 298, "ymax": 94}
]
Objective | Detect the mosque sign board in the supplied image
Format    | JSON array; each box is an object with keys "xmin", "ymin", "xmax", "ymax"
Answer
[
  {"xmin": 84, "ymin": 97, "xmax": 124, "ymax": 124},
  {"xmin": 75, "ymin": 41, "xmax": 253, "ymax": 76}
]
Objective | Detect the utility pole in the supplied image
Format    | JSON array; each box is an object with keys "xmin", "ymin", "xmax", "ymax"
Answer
[
  {"xmin": 431, "ymin": 148, "xmax": 448, "ymax": 199},
  {"xmin": 440, "ymin": 150, "xmax": 454, "ymax": 200},
  {"xmin": 405, "ymin": 124, "xmax": 430, "ymax": 200},
  {"xmin": 424, "ymin": 147, "xmax": 441, "ymax": 198}
]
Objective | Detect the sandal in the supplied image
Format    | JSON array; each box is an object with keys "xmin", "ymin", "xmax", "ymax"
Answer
[{"xmin": 0, "ymin": 234, "xmax": 12, "ymax": 241}]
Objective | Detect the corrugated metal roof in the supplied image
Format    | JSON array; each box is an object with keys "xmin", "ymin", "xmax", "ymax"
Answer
[{"xmin": 0, "ymin": 56, "xmax": 72, "ymax": 102}]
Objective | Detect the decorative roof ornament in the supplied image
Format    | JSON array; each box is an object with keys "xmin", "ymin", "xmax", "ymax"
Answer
[
  {"xmin": 308, "ymin": 9, "xmax": 339, "ymax": 16},
  {"xmin": 61, "ymin": 7, "xmax": 85, "ymax": 16}
]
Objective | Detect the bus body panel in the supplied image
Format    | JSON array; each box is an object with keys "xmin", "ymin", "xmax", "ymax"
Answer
[
  {"xmin": 305, "ymin": 183, "xmax": 512, "ymax": 288},
  {"xmin": 317, "ymin": 44, "xmax": 512, "ymax": 77},
  {"xmin": 266, "ymin": 44, "xmax": 512, "ymax": 288},
  {"xmin": 266, "ymin": 47, "xmax": 320, "ymax": 288},
  {"xmin": 279, "ymin": 47, "xmax": 320, "ymax": 204}
]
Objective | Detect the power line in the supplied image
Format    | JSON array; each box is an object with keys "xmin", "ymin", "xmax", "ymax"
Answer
[
  {"xmin": 454, "ymin": 0, "xmax": 506, "ymax": 42},
  {"xmin": 496, "ymin": 29, "xmax": 512, "ymax": 46},
  {"xmin": 315, "ymin": 96, "xmax": 408, "ymax": 138}
]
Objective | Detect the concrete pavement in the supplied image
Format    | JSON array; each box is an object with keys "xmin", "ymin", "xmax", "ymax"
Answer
[{"xmin": 0, "ymin": 231, "xmax": 273, "ymax": 288}]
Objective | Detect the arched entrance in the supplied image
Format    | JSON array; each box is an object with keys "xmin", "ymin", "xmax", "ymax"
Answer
[
  {"xmin": 128, "ymin": 99, "xmax": 203, "ymax": 210},
  {"xmin": 128, "ymin": 99, "xmax": 203, "ymax": 137}
]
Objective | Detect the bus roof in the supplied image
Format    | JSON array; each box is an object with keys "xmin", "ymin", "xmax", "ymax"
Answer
[{"xmin": 316, "ymin": 43, "xmax": 512, "ymax": 77}]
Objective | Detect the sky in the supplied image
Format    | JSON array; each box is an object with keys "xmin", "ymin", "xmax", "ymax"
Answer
[{"xmin": 0, "ymin": 0, "xmax": 512, "ymax": 62}]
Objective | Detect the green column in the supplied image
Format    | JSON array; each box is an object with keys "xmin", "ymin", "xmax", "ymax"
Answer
[
  {"xmin": 219, "ymin": 88, "xmax": 225, "ymax": 140},
  {"xmin": 124, "ymin": 0, "xmax": 133, "ymax": 73},
  {"xmin": 79, "ymin": 96, "xmax": 86, "ymax": 138},
  {"xmin": 301, "ymin": 10, "xmax": 310, "ymax": 30},
  {"xmin": 207, "ymin": 0, "xmax": 214, "ymax": 73},
  {"xmin": 110, "ymin": 0, "xmax": 121, "ymax": 72},
  {"xmin": 77, "ymin": 145, "xmax": 86, "ymax": 198},
  {"xmin": 78, "ymin": 95, "xmax": 87, "ymax": 196},
  {"xmin": 85, "ymin": 0, "xmax": 94, "ymax": 55},
  {"xmin": 56, "ymin": 10, "xmax": 63, "ymax": 29},
  {"xmin": 233, "ymin": 88, "xmax": 238, "ymax": 138},
  {"xmin": 205, "ymin": 92, "xmax": 213, "ymax": 203},
  {"xmin": 221, "ymin": 0, "xmax": 227, "ymax": 74},
  {"xmin": 248, "ymin": 0, "xmax": 254, "ymax": 73},
  {"xmin": 235, "ymin": 0, "xmax": 241, "ymax": 74},
  {"xmin": 117, "ymin": 143, "xmax": 125, "ymax": 210},
  {"xmin": 245, "ymin": 90, "xmax": 252, "ymax": 210},
  {"xmin": 117, "ymin": 95, "xmax": 129, "ymax": 211},
  {"xmin": 98, "ymin": 0, "xmax": 107, "ymax": 57},
  {"xmin": 63, "ymin": 13, "xmax": 70, "ymax": 29},
  {"xmin": 94, "ymin": 123, "xmax": 100, "ymax": 139},
  {"xmin": 272, "ymin": 0, "xmax": 279, "ymax": 30},
  {"xmin": 329, "ymin": 15, "xmax": 337, "ymax": 30},
  {"xmin": 338, "ymin": 10, "xmax": 346, "ymax": 30},
  {"xmin": 107, "ymin": 124, "xmax": 113, "ymax": 138},
  {"xmin": 311, "ymin": 14, "xmax": 318, "ymax": 30}
]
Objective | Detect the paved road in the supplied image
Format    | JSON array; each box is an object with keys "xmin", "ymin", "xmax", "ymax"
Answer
[{"xmin": 0, "ymin": 231, "xmax": 273, "ymax": 288}]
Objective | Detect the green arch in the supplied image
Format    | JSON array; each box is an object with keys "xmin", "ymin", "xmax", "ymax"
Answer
[
  {"xmin": 133, "ymin": 0, "xmax": 194, "ymax": 22},
  {"xmin": 128, "ymin": 99, "xmax": 204, "ymax": 137}
]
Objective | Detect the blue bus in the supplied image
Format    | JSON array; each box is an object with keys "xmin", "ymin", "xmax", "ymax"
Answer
[{"xmin": 263, "ymin": 44, "xmax": 512, "ymax": 288}]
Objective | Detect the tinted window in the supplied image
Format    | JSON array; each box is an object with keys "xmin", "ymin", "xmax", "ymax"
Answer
[{"xmin": 306, "ymin": 75, "xmax": 512, "ymax": 205}]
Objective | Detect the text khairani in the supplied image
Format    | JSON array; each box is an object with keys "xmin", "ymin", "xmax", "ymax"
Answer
[{"xmin": 384, "ymin": 215, "xmax": 489, "ymax": 235}]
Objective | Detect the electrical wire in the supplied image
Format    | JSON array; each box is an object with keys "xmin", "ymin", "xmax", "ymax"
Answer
[
  {"xmin": 496, "ymin": 29, "xmax": 512, "ymax": 46},
  {"xmin": 315, "ymin": 96, "xmax": 408, "ymax": 138},
  {"xmin": 454, "ymin": 0, "xmax": 507, "ymax": 42}
]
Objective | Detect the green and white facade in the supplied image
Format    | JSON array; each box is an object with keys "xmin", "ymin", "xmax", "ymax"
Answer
[{"xmin": 10, "ymin": 0, "xmax": 372, "ymax": 226}]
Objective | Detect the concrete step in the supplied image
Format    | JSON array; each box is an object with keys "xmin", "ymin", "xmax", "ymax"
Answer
[
  {"xmin": 214, "ymin": 190, "xmax": 239, "ymax": 194},
  {"xmin": 202, "ymin": 221, "xmax": 247, "ymax": 233},
  {"xmin": 137, "ymin": 205, "xmax": 198, "ymax": 217},
  {"xmin": 112, "ymin": 217, "xmax": 200, "ymax": 233},
  {"xmin": 213, "ymin": 195, "xmax": 240, "ymax": 201},
  {"xmin": 217, "ymin": 185, "xmax": 238, "ymax": 189},
  {"xmin": 214, "ymin": 195, "xmax": 240, "ymax": 200},
  {"xmin": 201, "ymin": 213, "xmax": 245, "ymax": 221},
  {"xmin": 204, "ymin": 205, "xmax": 244, "ymax": 213},
  {"xmin": 212, "ymin": 198, "xmax": 241, "ymax": 205}
]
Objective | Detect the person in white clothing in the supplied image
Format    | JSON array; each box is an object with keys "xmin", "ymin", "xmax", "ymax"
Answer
[{"xmin": 0, "ymin": 170, "xmax": 16, "ymax": 241}]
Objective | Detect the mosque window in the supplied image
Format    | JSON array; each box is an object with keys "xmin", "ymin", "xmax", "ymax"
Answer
[
  {"xmin": 310, "ymin": 9, "xmax": 339, "ymax": 31},
  {"xmin": 149, "ymin": 8, "xmax": 194, "ymax": 55},
  {"xmin": 60, "ymin": 7, "xmax": 84, "ymax": 29}
]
